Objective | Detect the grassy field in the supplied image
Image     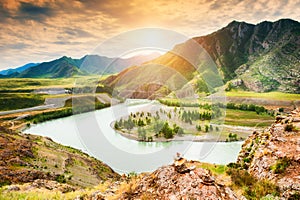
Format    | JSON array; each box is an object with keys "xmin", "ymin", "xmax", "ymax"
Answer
[
  {"xmin": 0, "ymin": 93, "xmax": 45, "ymax": 111},
  {"xmin": 0, "ymin": 76, "xmax": 108, "ymax": 91},
  {"xmin": 0, "ymin": 78, "xmax": 74, "ymax": 91},
  {"xmin": 225, "ymin": 109, "xmax": 274, "ymax": 127},
  {"xmin": 226, "ymin": 90, "xmax": 300, "ymax": 101},
  {"xmin": 0, "ymin": 76, "xmax": 112, "ymax": 111},
  {"xmin": 0, "ymin": 181, "xmax": 115, "ymax": 200},
  {"xmin": 209, "ymin": 109, "xmax": 273, "ymax": 141},
  {"xmin": 158, "ymin": 97, "xmax": 274, "ymax": 128}
]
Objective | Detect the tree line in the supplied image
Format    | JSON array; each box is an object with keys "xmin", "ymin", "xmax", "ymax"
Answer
[{"xmin": 159, "ymin": 99, "xmax": 270, "ymax": 115}]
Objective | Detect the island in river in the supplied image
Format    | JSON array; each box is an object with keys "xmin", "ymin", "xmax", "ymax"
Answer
[{"xmin": 111, "ymin": 100, "xmax": 273, "ymax": 142}]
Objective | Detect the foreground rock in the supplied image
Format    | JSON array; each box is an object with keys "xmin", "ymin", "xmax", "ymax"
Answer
[
  {"xmin": 120, "ymin": 158, "xmax": 238, "ymax": 200},
  {"xmin": 238, "ymin": 109, "xmax": 300, "ymax": 199},
  {"xmin": 3, "ymin": 179, "xmax": 77, "ymax": 193}
]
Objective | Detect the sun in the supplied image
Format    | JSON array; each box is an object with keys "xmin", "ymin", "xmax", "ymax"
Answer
[{"xmin": 121, "ymin": 49, "xmax": 166, "ymax": 59}]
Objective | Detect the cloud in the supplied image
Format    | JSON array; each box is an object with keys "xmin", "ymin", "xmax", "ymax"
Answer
[
  {"xmin": 52, "ymin": 41, "xmax": 82, "ymax": 45},
  {"xmin": 16, "ymin": 2, "xmax": 55, "ymax": 21},
  {"xmin": 0, "ymin": 2, "xmax": 11, "ymax": 22},
  {"xmin": 0, "ymin": 0, "xmax": 299, "ymax": 70},
  {"xmin": 5, "ymin": 43, "xmax": 29, "ymax": 49},
  {"xmin": 63, "ymin": 28, "xmax": 94, "ymax": 38}
]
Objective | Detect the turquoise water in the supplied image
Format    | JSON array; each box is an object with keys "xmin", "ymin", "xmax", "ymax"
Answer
[{"xmin": 25, "ymin": 100, "xmax": 243, "ymax": 173}]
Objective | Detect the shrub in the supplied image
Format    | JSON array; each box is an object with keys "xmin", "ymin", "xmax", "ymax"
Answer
[
  {"xmin": 227, "ymin": 162, "xmax": 241, "ymax": 169},
  {"xmin": 55, "ymin": 174, "xmax": 66, "ymax": 183},
  {"xmin": 0, "ymin": 180, "xmax": 11, "ymax": 187},
  {"xmin": 228, "ymin": 133, "xmax": 238, "ymax": 141},
  {"xmin": 128, "ymin": 171, "xmax": 137, "ymax": 178},
  {"xmin": 289, "ymin": 193, "xmax": 300, "ymax": 200},
  {"xmin": 227, "ymin": 168, "xmax": 254, "ymax": 187},
  {"xmin": 270, "ymin": 157, "xmax": 291, "ymax": 174},
  {"xmin": 246, "ymin": 180, "xmax": 279, "ymax": 200},
  {"xmin": 159, "ymin": 122, "xmax": 174, "ymax": 139},
  {"xmin": 137, "ymin": 127, "xmax": 146, "ymax": 141},
  {"xmin": 205, "ymin": 125, "xmax": 209, "ymax": 132},
  {"xmin": 176, "ymin": 127, "xmax": 184, "ymax": 136},
  {"xmin": 284, "ymin": 124, "xmax": 294, "ymax": 132},
  {"xmin": 243, "ymin": 157, "xmax": 250, "ymax": 163},
  {"xmin": 227, "ymin": 168, "xmax": 279, "ymax": 199},
  {"xmin": 114, "ymin": 121, "xmax": 119, "ymax": 129}
]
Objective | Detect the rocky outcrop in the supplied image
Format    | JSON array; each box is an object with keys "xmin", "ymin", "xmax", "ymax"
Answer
[
  {"xmin": 237, "ymin": 109, "xmax": 300, "ymax": 198},
  {"xmin": 120, "ymin": 158, "xmax": 238, "ymax": 199},
  {"xmin": 196, "ymin": 19, "xmax": 300, "ymax": 92},
  {"xmin": 0, "ymin": 132, "xmax": 55, "ymax": 184},
  {"xmin": 0, "ymin": 130, "xmax": 120, "ymax": 188}
]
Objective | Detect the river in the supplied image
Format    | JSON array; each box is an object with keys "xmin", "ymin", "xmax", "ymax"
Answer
[{"xmin": 25, "ymin": 100, "xmax": 243, "ymax": 174}]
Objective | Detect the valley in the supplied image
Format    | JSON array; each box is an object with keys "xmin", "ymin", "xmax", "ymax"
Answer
[
  {"xmin": 0, "ymin": 76, "xmax": 294, "ymax": 142},
  {"xmin": 0, "ymin": 17, "xmax": 299, "ymax": 199},
  {"xmin": 0, "ymin": 76, "xmax": 297, "ymax": 174}
]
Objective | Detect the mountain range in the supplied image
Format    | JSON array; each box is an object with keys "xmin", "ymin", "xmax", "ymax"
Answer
[
  {"xmin": 0, "ymin": 53, "xmax": 160, "ymax": 78},
  {"xmin": 0, "ymin": 63, "xmax": 39, "ymax": 76},
  {"xmin": 1, "ymin": 19, "xmax": 299, "ymax": 94},
  {"xmin": 103, "ymin": 18, "xmax": 300, "ymax": 97}
]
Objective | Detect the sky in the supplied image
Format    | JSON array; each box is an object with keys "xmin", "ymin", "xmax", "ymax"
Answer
[{"xmin": 0, "ymin": 0, "xmax": 299, "ymax": 70}]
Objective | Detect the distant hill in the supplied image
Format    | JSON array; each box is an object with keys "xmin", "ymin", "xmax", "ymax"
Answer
[
  {"xmin": 0, "ymin": 63, "xmax": 39, "ymax": 75},
  {"xmin": 79, "ymin": 53, "xmax": 160, "ymax": 75},
  {"xmin": 0, "ymin": 53, "xmax": 161, "ymax": 78},
  {"xmin": 104, "ymin": 19, "xmax": 300, "ymax": 97},
  {"xmin": 15, "ymin": 56, "xmax": 85, "ymax": 78}
]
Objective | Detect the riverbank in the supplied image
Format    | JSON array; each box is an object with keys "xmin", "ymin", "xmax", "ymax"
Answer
[
  {"xmin": 1, "ymin": 99, "xmax": 261, "ymax": 144},
  {"xmin": 0, "ymin": 107, "xmax": 65, "ymax": 133},
  {"xmin": 0, "ymin": 100, "xmax": 110, "ymax": 134},
  {"xmin": 116, "ymin": 130, "xmax": 228, "ymax": 142}
]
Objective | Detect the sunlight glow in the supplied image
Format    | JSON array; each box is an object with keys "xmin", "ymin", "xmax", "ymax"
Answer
[{"xmin": 121, "ymin": 49, "xmax": 166, "ymax": 59}]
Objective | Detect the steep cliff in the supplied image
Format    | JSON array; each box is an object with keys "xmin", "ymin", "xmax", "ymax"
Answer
[{"xmin": 237, "ymin": 109, "xmax": 300, "ymax": 198}]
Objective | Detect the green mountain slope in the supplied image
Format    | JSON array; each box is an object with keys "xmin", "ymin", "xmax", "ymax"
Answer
[
  {"xmin": 104, "ymin": 19, "xmax": 300, "ymax": 97},
  {"xmin": 16, "ymin": 56, "xmax": 85, "ymax": 78},
  {"xmin": 195, "ymin": 19, "xmax": 300, "ymax": 92}
]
